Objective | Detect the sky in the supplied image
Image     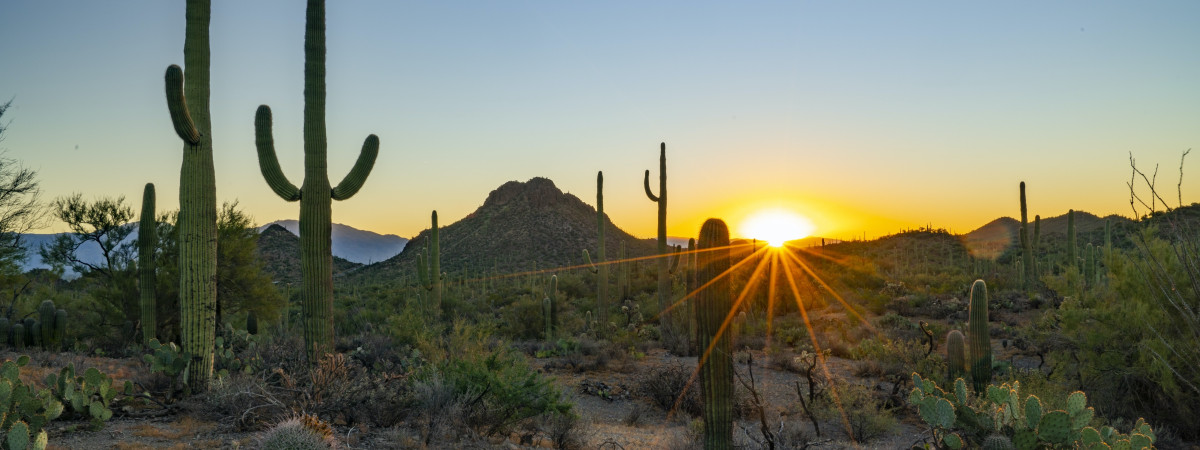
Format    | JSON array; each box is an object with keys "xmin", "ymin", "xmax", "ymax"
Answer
[{"xmin": 1, "ymin": 1, "xmax": 1198, "ymax": 241}]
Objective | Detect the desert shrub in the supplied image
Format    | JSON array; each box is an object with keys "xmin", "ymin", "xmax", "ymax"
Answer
[
  {"xmin": 497, "ymin": 294, "xmax": 546, "ymax": 341},
  {"xmin": 637, "ymin": 362, "xmax": 703, "ymax": 417},
  {"xmin": 821, "ymin": 379, "xmax": 897, "ymax": 443},
  {"xmin": 544, "ymin": 411, "xmax": 589, "ymax": 450}
]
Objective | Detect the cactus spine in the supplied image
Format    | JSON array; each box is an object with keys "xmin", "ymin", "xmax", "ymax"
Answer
[
  {"xmin": 254, "ymin": 0, "xmax": 380, "ymax": 360},
  {"xmin": 583, "ymin": 172, "xmax": 608, "ymax": 336},
  {"xmin": 644, "ymin": 143, "xmax": 672, "ymax": 329},
  {"xmin": 696, "ymin": 219, "xmax": 732, "ymax": 449},
  {"xmin": 164, "ymin": 0, "xmax": 217, "ymax": 389},
  {"xmin": 543, "ymin": 275, "xmax": 558, "ymax": 341},
  {"xmin": 946, "ymin": 329, "xmax": 966, "ymax": 381},
  {"xmin": 139, "ymin": 183, "xmax": 156, "ymax": 345},
  {"xmin": 1019, "ymin": 182, "xmax": 1035, "ymax": 291},
  {"xmin": 968, "ymin": 279, "xmax": 991, "ymax": 392},
  {"xmin": 416, "ymin": 211, "xmax": 442, "ymax": 310}
]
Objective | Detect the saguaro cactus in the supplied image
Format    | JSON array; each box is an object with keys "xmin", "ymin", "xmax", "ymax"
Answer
[
  {"xmin": 1067, "ymin": 209, "xmax": 1077, "ymax": 268},
  {"xmin": 695, "ymin": 219, "xmax": 732, "ymax": 449},
  {"xmin": 968, "ymin": 279, "xmax": 991, "ymax": 392},
  {"xmin": 583, "ymin": 172, "xmax": 609, "ymax": 336},
  {"xmin": 946, "ymin": 330, "xmax": 966, "ymax": 381},
  {"xmin": 1019, "ymin": 182, "xmax": 1035, "ymax": 291},
  {"xmin": 254, "ymin": 0, "xmax": 380, "ymax": 359},
  {"xmin": 38, "ymin": 300, "xmax": 56, "ymax": 350},
  {"xmin": 139, "ymin": 183, "xmax": 156, "ymax": 345},
  {"xmin": 644, "ymin": 143, "xmax": 672, "ymax": 326},
  {"xmin": 543, "ymin": 275, "xmax": 558, "ymax": 341},
  {"xmin": 416, "ymin": 211, "xmax": 442, "ymax": 310},
  {"xmin": 164, "ymin": 0, "xmax": 217, "ymax": 389}
]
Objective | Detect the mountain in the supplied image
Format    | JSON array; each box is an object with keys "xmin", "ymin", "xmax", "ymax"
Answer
[
  {"xmin": 259, "ymin": 220, "xmax": 407, "ymax": 265},
  {"xmin": 354, "ymin": 177, "xmax": 658, "ymax": 280},
  {"xmin": 255, "ymin": 224, "xmax": 362, "ymax": 285}
]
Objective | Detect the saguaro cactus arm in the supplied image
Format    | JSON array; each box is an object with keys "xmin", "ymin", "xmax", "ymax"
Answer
[
  {"xmin": 644, "ymin": 169, "xmax": 659, "ymax": 202},
  {"xmin": 253, "ymin": 106, "xmax": 302, "ymax": 201},
  {"xmin": 164, "ymin": 65, "xmax": 200, "ymax": 145},
  {"xmin": 331, "ymin": 134, "xmax": 380, "ymax": 200}
]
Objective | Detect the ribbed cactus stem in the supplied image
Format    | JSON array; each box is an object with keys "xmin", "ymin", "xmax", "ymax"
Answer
[
  {"xmin": 1085, "ymin": 243, "xmax": 1097, "ymax": 286},
  {"xmin": 139, "ymin": 183, "xmax": 157, "ymax": 345},
  {"xmin": 644, "ymin": 143, "xmax": 671, "ymax": 329},
  {"xmin": 595, "ymin": 172, "xmax": 608, "ymax": 335},
  {"xmin": 544, "ymin": 275, "xmax": 558, "ymax": 341},
  {"xmin": 687, "ymin": 237, "xmax": 697, "ymax": 355},
  {"xmin": 55, "ymin": 309, "xmax": 66, "ymax": 346},
  {"xmin": 165, "ymin": 0, "xmax": 217, "ymax": 390},
  {"xmin": 946, "ymin": 330, "xmax": 966, "ymax": 381},
  {"xmin": 253, "ymin": 0, "xmax": 379, "ymax": 361},
  {"xmin": 696, "ymin": 219, "xmax": 732, "ymax": 449},
  {"xmin": 12, "ymin": 323, "xmax": 23, "ymax": 349},
  {"xmin": 1067, "ymin": 209, "xmax": 1077, "ymax": 268},
  {"xmin": 38, "ymin": 300, "xmax": 55, "ymax": 351},
  {"xmin": 1033, "ymin": 215, "xmax": 1041, "ymax": 250},
  {"xmin": 968, "ymin": 279, "xmax": 991, "ymax": 392},
  {"xmin": 416, "ymin": 211, "xmax": 442, "ymax": 309},
  {"xmin": 1019, "ymin": 182, "xmax": 1035, "ymax": 291},
  {"xmin": 1104, "ymin": 218, "xmax": 1112, "ymax": 266}
]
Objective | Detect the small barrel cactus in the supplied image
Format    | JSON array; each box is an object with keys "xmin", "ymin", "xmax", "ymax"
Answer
[{"xmin": 257, "ymin": 413, "xmax": 338, "ymax": 450}]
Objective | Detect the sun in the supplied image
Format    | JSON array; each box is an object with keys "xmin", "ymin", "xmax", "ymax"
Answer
[{"xmin": 741, "ymin": 209, "xmax": 816, "ymax": 247}]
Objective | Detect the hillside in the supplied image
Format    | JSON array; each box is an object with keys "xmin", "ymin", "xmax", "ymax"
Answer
[
  {"xmin": 256, "ymin": 224, "xmax": 362, "ymax": 285},
  {"xmin": 260, "ymin": 220, "xmax": 407, "ymax": 264},
  {"xmin": 354, "ymin": 177, "xmax": 658, "ymax": 281}
]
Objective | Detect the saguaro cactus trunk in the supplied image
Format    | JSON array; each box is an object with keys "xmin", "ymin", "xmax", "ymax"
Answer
[
  {"xmin": 1019, "ymin": 182, "xmax": 1035, "ymax": 291},
  {"xmin": 254, "ymin": 0, "xmax": 380, "ymax": 360},
  {"xmin": 644, "ymin": 143, "xmax": 671, "ymax": 327},
  {"xmin": 968, "ymin": 279, "xmax": 991, "ymax": 392},
  {"xmin": 139, "ymin": 183, "xmax": 156, "ymax": 345},
  {"xmin": 164, "ymin": 0, "xmax": 217, "ymax": 389},
  {"xmin": 583, "ymin": 172, "xmax": 609, "ymax": 336},
  {"xmin": 417, "ymin": 211, "xmax": 442, "ymax": 310},
  {"xmin": 695, "ymin": 219, "xmax": 732, "ymax": 450}
]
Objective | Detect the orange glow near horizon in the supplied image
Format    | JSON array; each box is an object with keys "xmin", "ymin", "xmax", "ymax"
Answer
[{"xmin": 740, "ymin": 208, "xmax": 816, "ymax": 247}]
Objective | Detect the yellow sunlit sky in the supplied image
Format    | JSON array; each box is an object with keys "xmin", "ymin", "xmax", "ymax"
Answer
[{"xmin": 1, "ymin": 2, "xmax": 1198, "ymax": 241}]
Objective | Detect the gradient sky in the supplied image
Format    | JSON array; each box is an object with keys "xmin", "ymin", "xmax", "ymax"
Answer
[{"xmin": 2, "ymin": 1, "xmax": 1198, "ymax": 241}]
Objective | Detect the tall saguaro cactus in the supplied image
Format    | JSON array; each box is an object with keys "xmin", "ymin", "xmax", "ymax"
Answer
[
  {"xmin": 254, "ymin": 0, "xmax": 380, "ymax": 359},
  {"xmin": 644, "ymin": 143, "xmax": 671, "ymax": 326},
  {"xmin": 139, "ymin": 183, "xmax": 158, "ymax": 345},
  {"xmin": 164, "ymin": 0, "xmax": 217, "ymax": 389},
  {"xmin": 139, "ymin": 183, "xmax": 157, "ymax": 345},
  {"xmin": 583, "ymin": 172, "xmax": 608, "ymax": 336},
  {"xmin": 967, "ymin": 279, "xmax": 991, "ymax": 392},
  {"xmin": 1067, "ymin": 209, "xmax": 1077, "ymax": 268},
  {"xmin": 696, "ymin": 219, "xmax": 732, "ymax": 450},
  {"xmin": 417, "ymin": 211, "xmax": 442, "ymax": 310},
  {"xmin": 1019, "ymin": 182, "xmax": 1035, "ymax": 291}
]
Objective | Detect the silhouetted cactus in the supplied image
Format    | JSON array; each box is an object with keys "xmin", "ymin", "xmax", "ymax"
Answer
[
  {"xmin": 1067, "ymin": 209, "xmax": 1077, "ymax": 268},
  {"xmin": 583, "ymin": 172, "xmax": 608, "ymax": 336},
  {"xmin": 1019, "ymin": 182, "xmax": 1035, "ymax": 290},
  {"xmin": 12, "ymin": 323, "xmax": 24, "ymax": 349},
  {"xmin": 1085, "ymin": 243, "xmax": 1096, "ymax": 286},
  {"xmin": 1033, "ymin": 215, "xmax": 1041, "ymax": 250},
  {"xmin": 254, "ymin": 0, "xmax": 380, "ymax": 359},
  {"xmin": 644, "ymin": 143, "xmax": 672, "ymax": 328},
  {"xmin": 246, "ymin": 311, "xmax": 258, "ymax": 336},
  {"xmin": 696, "ymin": 219, "xmax": 732, "ymax": 449},
  {"xmin": 139, "ymin": 183, "xmax": 156, "ymax": 345},
  {"xmin": 968, "ymin": 279, "xmax": 991, "ymax": 392},
  {"xmin": 946, "ymin": 329, "xmax": 966, "ymax": 381},
  {"xmin": 416, "ymin": 211, "xmax": 442, "ymax": 310}
]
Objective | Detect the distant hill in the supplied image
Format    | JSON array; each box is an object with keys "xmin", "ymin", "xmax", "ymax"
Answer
[
  {"xmin": 256, "ymin": 224, "xmax": 361, "ymax": 285},
  {"xmin": 260, "ymin": 220, "xmax": 407, "ymax": 264},
  {"xmin": 16, "ymin": 231, "xmax": 133, "ymax": 276},
  {"xmin": 354, "ymin": 177, "xmax": 658, "ymax": 280},
  {"xmin": 963, "ymin": 211, "xmax": 1133, "ymax": 259}
]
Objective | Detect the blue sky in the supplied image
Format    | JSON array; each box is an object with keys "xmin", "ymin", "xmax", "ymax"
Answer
[{"xmin": 2, "ymin": 1, "xmax": 1198, "ymax": 240}]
